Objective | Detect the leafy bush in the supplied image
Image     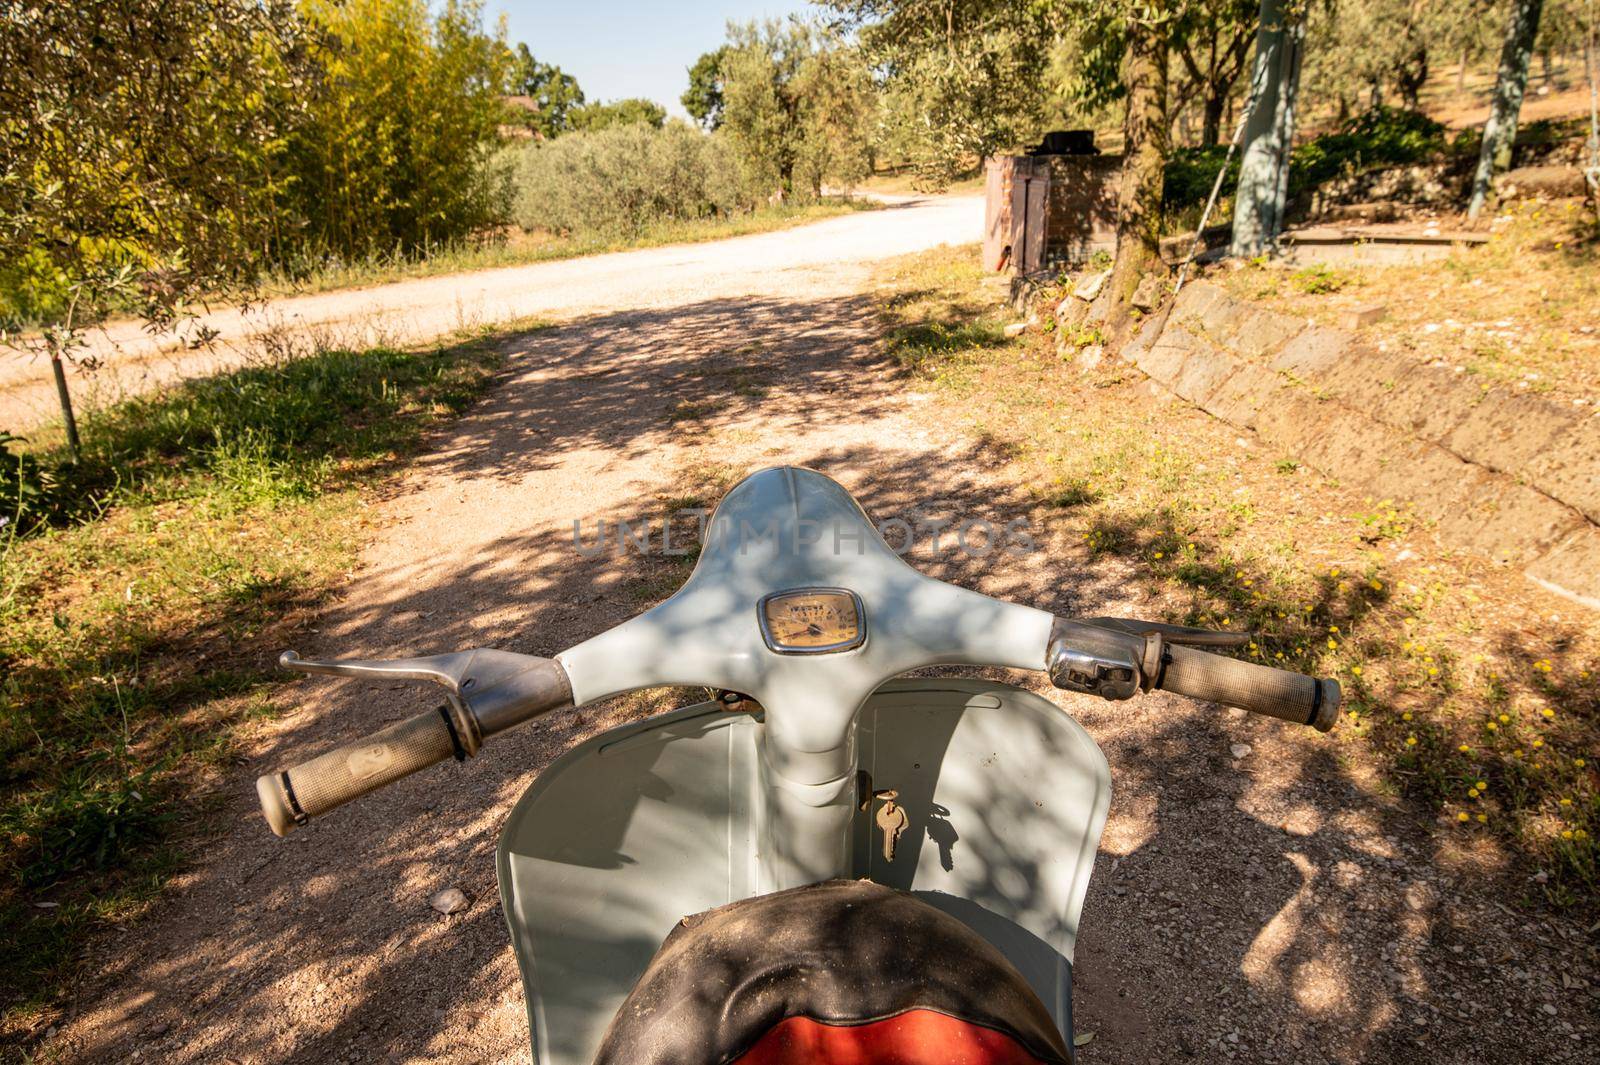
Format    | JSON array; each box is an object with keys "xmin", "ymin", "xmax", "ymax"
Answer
[
  {"xmin": 1163, "ymin": 106, "xmax": 1451, "ymax": 221},
  {"xmin": 508, "ymin": 124, "xmax": 760, "ymax": 239},
  {"xmin": 0, "ymin": 432, "xmax": 53, "ymax": 534},
  {"xmin": 1289, "ymin": 105, "xmax": 1448, "ymax": 194},
  {"xmin": 3, "ymin": 758, "xmax": 170, "ymax": 889},
  {"xmin": 1163, "ymin": 145, "xmax": 1238, "ymax": 219}
]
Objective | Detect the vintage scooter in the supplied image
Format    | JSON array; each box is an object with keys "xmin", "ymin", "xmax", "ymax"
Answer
[{"xmin": 257, "ymin": 466, "xmax": 1338, "ymax": 1065}]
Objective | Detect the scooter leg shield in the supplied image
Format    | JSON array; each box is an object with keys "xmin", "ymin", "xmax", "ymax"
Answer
[{"xmin": 497, "ymin": 679, "xmax": 1110, "ymax": 1065}]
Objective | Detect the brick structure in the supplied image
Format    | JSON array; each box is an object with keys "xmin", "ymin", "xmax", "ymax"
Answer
[{"xmin": 983, "ymin": 153, "xmax": 1121, "ymax": 274}]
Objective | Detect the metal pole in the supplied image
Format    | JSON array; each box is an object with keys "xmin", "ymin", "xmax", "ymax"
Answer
[{"xmin": 1585, "ymin": 1, "xmax": 1599, "ymax": 214}]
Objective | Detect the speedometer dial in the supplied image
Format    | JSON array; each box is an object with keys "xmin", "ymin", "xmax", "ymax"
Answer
[{"xmin": 758, "ymin": 588, "xmax": 865, "ymax": 655}]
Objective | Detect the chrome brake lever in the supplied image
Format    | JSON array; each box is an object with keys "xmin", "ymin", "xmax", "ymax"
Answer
[
  {"xmin": 281, "ymin": 646, "xmax": 554, "ymax": 695},
  {"xmin": 279, "ymin": 648, "xmax": 572, "ymax": 747}
]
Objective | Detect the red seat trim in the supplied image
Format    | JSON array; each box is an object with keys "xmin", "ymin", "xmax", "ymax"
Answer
[{"xmin": 732, "ymin": 1009, "xmax": 1053, "ymax": 1065}]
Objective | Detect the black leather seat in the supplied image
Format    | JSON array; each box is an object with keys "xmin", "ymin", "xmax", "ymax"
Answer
[{"xmin": 595, "ymin": 878, "xmax": 1073, "ymax": 1065}]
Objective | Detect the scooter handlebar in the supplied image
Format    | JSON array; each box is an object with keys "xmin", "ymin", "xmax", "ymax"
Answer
[
  {"xmin": 1047, "ymin": 617, "xmax": 1339, "ymax": 732},
  {"xmin": 256, "ymin": 649, "xmax": 573, "ymax": 836},
  {"xmin": 1156, "ymin": 642, "xmax": 1340, "ymax": 732},
  {"xmin": 256, "ymin": 706, "xmax": 463, "ymax": 837}
]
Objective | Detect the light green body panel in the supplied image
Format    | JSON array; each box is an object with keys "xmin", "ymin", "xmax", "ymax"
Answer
[{"xmin": 496, "ymin": 678, "xmax": 1111, "ymax": 1065}]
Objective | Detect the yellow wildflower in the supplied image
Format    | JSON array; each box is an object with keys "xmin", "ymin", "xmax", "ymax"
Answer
[
  {"xmin": 1475, "ymin": 814, "xmax": 1487, "ymax": 823},
  {"xmin": 1457, "ymin": 812, "xmax": 1470, "ymax": 822},
  {"xmin": 1476, "ymin": 781, "xmax": 1487, "ymax": 790},
  {"xmin": 1406, "ymin": 736, "xmax": 1418, "ymax": 747},
  {"xmin": 1541, "ymin": 708, "xmax": 1555, "ymax": 719},
  {"xmin": 1576, "ymin": 758, "xmax": 1587, "ymax": 768}
]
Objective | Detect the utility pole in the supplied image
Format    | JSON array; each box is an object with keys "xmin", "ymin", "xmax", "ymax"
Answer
[
  {"xmin": 1468, "ymin": 0, "xmax": 1546, "ymax": 220},
  {"xmin": 1230, "ymin": 0, "xmax": 1305, "ymax": 257}
]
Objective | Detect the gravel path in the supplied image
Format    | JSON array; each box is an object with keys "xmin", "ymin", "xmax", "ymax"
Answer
[
  {"xmin": 0, "ymin": 195, "xmax": 980, "ymax": 429},
  {"xmin": 39, "ymin": 204, "xmax": 1597, "ymax": 1064}
]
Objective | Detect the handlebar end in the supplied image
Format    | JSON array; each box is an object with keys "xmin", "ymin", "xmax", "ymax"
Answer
[
  {"xmin": 1310, "ymin": 678, "xmax": 1342, "ymax": 733},
  {"xmin": 256, "ymin": 773, "xmax": 299, "ymax": 837}
]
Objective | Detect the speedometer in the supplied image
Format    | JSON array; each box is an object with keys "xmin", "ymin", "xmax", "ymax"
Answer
[{"xmin": 758, "ymin": 588, "xmax": 866, "ymax": 655}]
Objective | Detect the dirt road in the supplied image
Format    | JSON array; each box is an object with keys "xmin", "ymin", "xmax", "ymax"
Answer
[
  {"xmin": 0, "ymin": 195, "xmax": 981, "ymax": 429},
  {"xmin": 41, "ymin": 206, "xmax": 1596, "ymax": 1064}
]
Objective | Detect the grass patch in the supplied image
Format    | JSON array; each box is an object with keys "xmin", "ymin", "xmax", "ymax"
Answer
[
  {"xmin": 873, "ymin": 244, "xmax": 1598, "ymax": 913},
  {"xmin": 1216, "ymin": 198, "xmax": 1600, "ymax": 397},
  {"xmin": 876, "ymin": 251, "xmax": 1010, "ymax": 388},
  {"xmin": 0, "ymin": 328, "xmax": 512, "ymax": 1032}
]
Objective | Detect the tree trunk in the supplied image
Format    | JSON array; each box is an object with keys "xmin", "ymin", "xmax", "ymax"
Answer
[
  {"xmin": 1397, "ymin": 44, "xmax": 1429, "ymax": 110},
  {"xmin": 1457, "ymin": 46, "xmax": 1470, "ymax": 93},
  {"xmin": 1094, "ymin": 24, "xmax": 1169, "ymax": 335},
  {"xmin": 49, "ymin": 347, "xmax": 82, "ymax": 462},
  {"xmin": 1232, "ymin": 0, "xmax": 1305, "ymax": 257},
  {"xmin": 1469, "ymin": 0, "xmax": 1546, "ymax": 219},
  {"xmin": 1202, "ymin": 90, "xmax": 1224, "ymax": 147}
]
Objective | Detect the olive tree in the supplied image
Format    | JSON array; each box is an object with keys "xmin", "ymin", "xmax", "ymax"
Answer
[
  {"xmin": 0, "ymin": 0, "xmax": 315, "ymax": 457},
  {"xmin": 719, "ymin": 20, "xmax": 875, "ymax": 200},
  {"xmin": 827, "ymin": 0, "xmax": 1054, "ymax": 186}
]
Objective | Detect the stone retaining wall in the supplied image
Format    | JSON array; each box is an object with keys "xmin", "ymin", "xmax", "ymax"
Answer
[{"xmin": 1123, "ymin": 282, "xmax": 1600, "ymax": 610}]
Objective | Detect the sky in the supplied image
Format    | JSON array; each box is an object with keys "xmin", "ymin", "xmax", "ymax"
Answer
[{"xmin": 493, "ymin": 1, "xmax": 812, "ymax": 119}]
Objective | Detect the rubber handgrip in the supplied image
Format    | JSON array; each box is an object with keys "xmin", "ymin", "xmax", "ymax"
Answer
[
  {"xmin": 1158, "ymin": 643, "xmax": 1340, "ymax": 731},
  {"xmin": 256, "ymin": 708, "xmax": 458, "ymax": 836}
]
